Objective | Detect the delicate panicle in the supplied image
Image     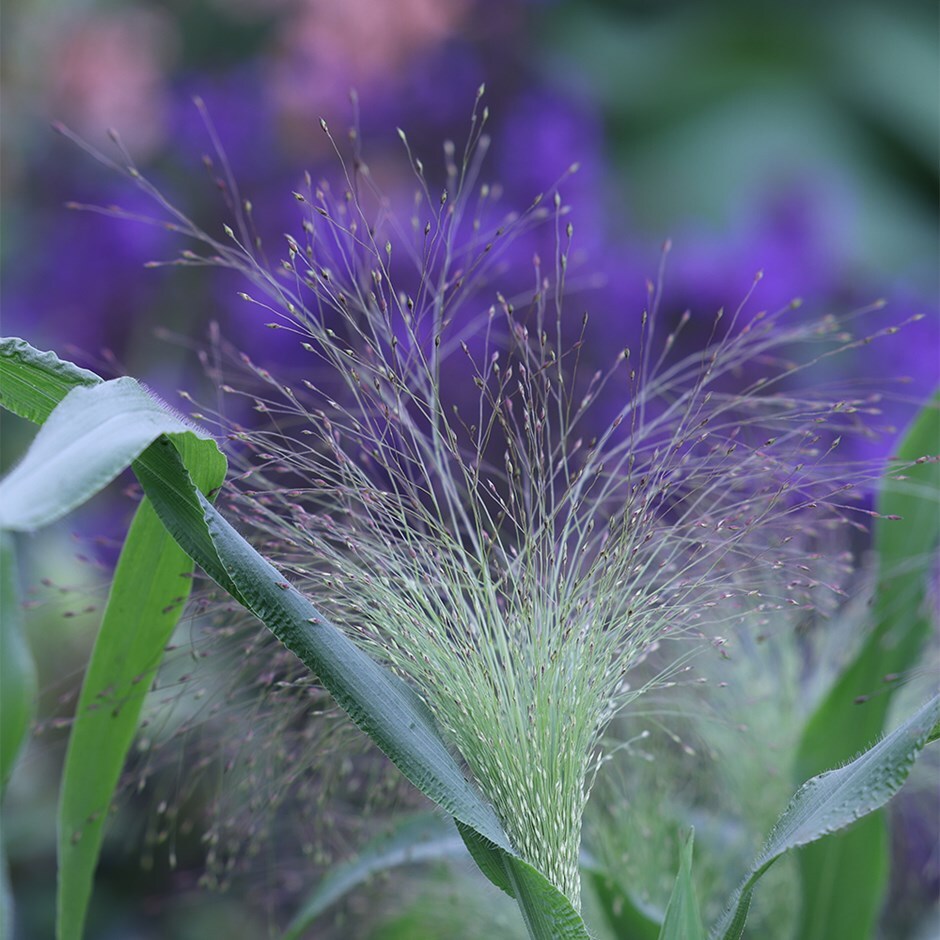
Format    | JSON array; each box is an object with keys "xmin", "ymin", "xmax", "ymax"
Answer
[{"xmin": 88, "ymin": 105, "xmax": 901, "ymax": 908}]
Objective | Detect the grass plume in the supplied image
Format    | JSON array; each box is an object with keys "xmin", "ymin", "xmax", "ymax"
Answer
[{"xmin": 62, "ymin": 93, "xmax": 912, "ymax": 909}]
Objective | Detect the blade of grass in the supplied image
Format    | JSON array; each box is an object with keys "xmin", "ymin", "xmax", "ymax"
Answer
[
  {"xmin": 134, "ymin": 438, "xmax": 512, "ymax": 849},
  {"xmin": 793, "ymin": 391, "xmax": 940, "ymax": 940},
  {"xmin": 56, "ymin": 434, "xmax": 225, "ymax": 940},
  {"xmin": 712, "ymin": 694, "xmax": 940, "ymax": 940},
  {"xmin": 1, "ymin": 532, "xmax": 37, "ymax": 940},
  {"xmin": 658, "ymin": 831, "xmax": 705, "ymax": 940},
  {"xmin": 0, "ymin": 377, "xmax": 214, "ymax": 532},
  {"xmin": 131, "ymin": 389, "xmax": 593, "ymax": 938},
  {"xmin": 0, "ymin": 340, "xmax": 227, "ymax": 940},
  {"xmin": 141, "ymin": 454, "xmax": 594, "ymax": 937},
  {"xmin": 0, "ymin": 533, "xmax": 36, "ymax": 796}
]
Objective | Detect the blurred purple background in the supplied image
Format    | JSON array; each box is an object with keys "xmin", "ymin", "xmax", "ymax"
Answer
[{"xmin": 3, "ymin": 0, "xmax": 937, "ymax": 432}]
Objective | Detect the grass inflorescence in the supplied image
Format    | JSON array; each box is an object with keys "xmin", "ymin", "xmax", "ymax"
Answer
[{"xmin": 62, "ymin": 91, "xmax": 916, "ymax": 910}]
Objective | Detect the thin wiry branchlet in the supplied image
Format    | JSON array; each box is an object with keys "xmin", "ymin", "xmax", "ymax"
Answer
[{"xmin": 74, "ymin": 99, "xmax": 906, "ymax": 908}]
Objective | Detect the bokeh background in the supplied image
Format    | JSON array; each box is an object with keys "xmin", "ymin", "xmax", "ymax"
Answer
[{"xmin": 2, "ymin": 0, "xmax": 938, "ymax": 937}]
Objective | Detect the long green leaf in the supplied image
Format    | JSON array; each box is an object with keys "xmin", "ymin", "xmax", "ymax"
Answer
[
  {"xmin": 658, "ymin": 831, "xmax": 705, "ymax": 940},
  {"xmin": 137, "ymin": 441, "xmax": 511, "ymax": 848},
  {"xmin": 712, "ymin": 694, "xmax": 940, "ymax": 940},
  {"xmin": 56, "ymin": 436, "xmax": 225, "ymax": 940},
  {"xmin": 793, "ymin": 391, "xmax": 940, "ymax": 939},
  {"xmin": 138, "ymin": 452, "xmax": 591, "ymax": 937},
  {"xmin": 1, "ymin": 338, "xmax": 593, "ymax": 939},
  {"xmin": 0, "ymin": 340, "xmax": 227, "ymax": 940},
  {"xmin": 0, "ymin": 534, "xmax": 36, "ymax": 796},
  {"xmin": 1, "ymin": 532, "xmax": 37, "ymax": 940}
]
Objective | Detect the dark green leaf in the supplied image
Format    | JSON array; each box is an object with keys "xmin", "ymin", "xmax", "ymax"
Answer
[{"xmin": 136, "ymin": 403, "xmax": 592, "ymax": 939}]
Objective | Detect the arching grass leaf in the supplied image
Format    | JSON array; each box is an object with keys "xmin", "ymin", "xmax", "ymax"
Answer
[
  {"xmin": 135, "ymin": 443, "xmax": 592, "ymax": 938},
  {"xmin": 713, "ymin": 694, "xmax": 940, "ymax": 940},
  {"xmin": 0, "ymin": 338, "xmax": 227, "ymax": 940},
  {"xmin": 793, "ymin": 390, "xmax": 940, "ymax": 939},
  {"xmin": 0, "ymin": 376, "xmax": 212, "ymax": 532}
]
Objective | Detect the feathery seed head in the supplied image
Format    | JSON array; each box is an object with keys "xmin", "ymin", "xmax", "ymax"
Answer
[{"xmin": 86, "ymin": 99, "xmax": 905, "ymax": 908}]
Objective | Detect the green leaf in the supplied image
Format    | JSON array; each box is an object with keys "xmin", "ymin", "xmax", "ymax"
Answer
[
  {"xmin": 0, "ymin": 533, "xmax": 36, "ymax": 796},
  {"xmin": 1, "ymin": 532, "xmax": 37, "ymax": 940},
  {"xmin": 712, "ymin": 694, "xmax": 940, "ymax": 940},
  {"xmin": 455, "ymin": 821, "xmax": 519, "ymax": 896},
  {"xmin": 0, "ymin": 377, "xmax": 213, "ymax": 532},
  {"xmin": 793, "ymin": 391, "xmax": 940, "ymax": 939},
  {"xmin": 658, "ymin": 831, "xmax": 705, "ymax": 940},
  {"xmin": 140, "ymin": 444, "xmax": 510, "ymax": 842},
  {"xmin": 0, "ymin": 337, "xmax": 99, "ymax": 424},
  {"xmin": 56, "ymin": 435, "xmax": 225, "ymax": 940},
  {"xmin": 3, "ymin": 339, "xmax": 592, "ymax": 939},
  {"xmin": 505, "ymin": 859, "xmax": 597, "ymax": 940},
  {"xmin": 284, "ymin": 813, "xmax": 465, "ymax": 937},
  {"xmin": 0, "ymin": 339, "xmax": 227, "ymax": 940}
]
